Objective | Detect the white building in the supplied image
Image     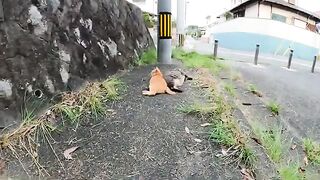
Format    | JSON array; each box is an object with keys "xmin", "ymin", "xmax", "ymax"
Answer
[
  {"xmin": 126, "ymin": 0, "xmax": 158, "ymax": 14},
  {"xmin": 207, "ymin": 0, "xmax": 320, "ymax": 61}
]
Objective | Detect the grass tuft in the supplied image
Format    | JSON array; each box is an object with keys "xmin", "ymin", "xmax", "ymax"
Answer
[
  {"xmin": 210, "ymin": 120, "xmax": 237, "ymax": 146},
  {"xmin": 224, "ymin": 83, "xmax": 236, "ymax": 97},
  {"xmin": 248, "ymin": 84, "xmax": 257, "ymax": 93},
  {"xmin": 178, "ymin": 103, "xmax": 214, "ymax": 117},
  {"xmin": 267, "ymin": 101, "xmax": 280, "ymax": 116},
  {"xmin": 279, "ymin": 164, "xmax": 304, "ymax": 180},
  {"xmin": 303, "ymin": 138, "xmax": 320, "ymax": 165},
  {"xmin": 172, "ymin": 48, "xmax": 225, "ymax": 75},
  {"xmin": 0, "ymin": 77, "xmax": 125, "ymax": 176},
  {"xmin": 240, "ymin": 146, "xmax": 257, "ymax": 168},
  {"xmin": 136, "ymin": 48, "xmax": 157, "ymax": 66},
  {"xmin": 253, "ymin": 125, "xmax": 286, "ymax": 163},
  {"xmin": 213, "ymin": 95, "xmax": 232, "ymax": 118},
  {"xmin": 55, "ymin": 77, "xmax": 125, "ymax": 124},
  {"xmin": 101, "ymin": 78, "xmax": 126, "ymax": 101},
  {"xmin": 247, "ymin": 84, "xmax": 263, "ymax": 97},
  {"xmin": 176, "ymin": 51, "xmax": 254, "ymax": 168}
]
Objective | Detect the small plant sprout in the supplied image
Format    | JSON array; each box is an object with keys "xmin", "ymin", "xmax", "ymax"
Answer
[
  {"xmin": 224, "ymin": 83, "xmax": 236, "ymax": 97},
  {"xmin": 267, "ymin": 101, "xmax": 281, "ymax": 116},
  {"xmin": 303, "ymin": 138, "xmax": 320, "ymax": 165},
  {"xmin": 247, "ymin": 84, "xmax": 262, "ymax": 97}
]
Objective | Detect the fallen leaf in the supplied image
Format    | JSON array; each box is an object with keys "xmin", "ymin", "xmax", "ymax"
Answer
[
  {"xmin": 241, "ymin": 168, "xmax": 255, "ymax": 180},
  {"xmin": 304, "ymin": 156, "xmax": 309, "ymax": 166},
  {"xmin": 185, "ymin": 127, "xmax": 190, "ymax": 134},
  {"xmin": 0, "ymin": 159, "xmax": 5, "ymax": 175},
  {"xmin": 215, "ymin": 154, "xmax": 222, "ymax": 157},
  {"xmin": 63, "ymin": 146, "xmax": 79, "ymax": 160},
  {"xmin": 299, "ymin": 167, "xmax": 306, "ymax": 173},
  {"xmin": 194, "ymin": 138, "xmax": 202, "ymax": 143},
  {"xmin": 200, "ymin": 123, "xmax": 211, "ymax": 127},
  {"xmin": 291, "ymin": 144, "xmax": 297, "ymax": 150},
  {"xmin": 221, "ymin": 148, "xmax": 228, "ymax": 156},
  {"xmin": 251, "ymin": 136, "xmax": 262, "ymax": 145}
]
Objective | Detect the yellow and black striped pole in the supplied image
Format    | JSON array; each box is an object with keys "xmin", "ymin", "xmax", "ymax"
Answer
[
  {"xmin": 159, "ymin": 12, "xmax": 172, "ymax": 39},
  {"xmin": 158, "ymin": 0, "xmax": 172, "ymax": 64}
]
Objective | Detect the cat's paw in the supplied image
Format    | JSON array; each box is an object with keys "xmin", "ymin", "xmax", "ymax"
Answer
[{"xmin": 142, "ymin": 90, "xmax": 149, "ymax": 95}]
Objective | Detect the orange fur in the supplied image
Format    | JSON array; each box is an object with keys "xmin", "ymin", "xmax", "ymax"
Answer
[{"xmin": 142, "ymin": 67, "xmax": 176, "ymax": 96}]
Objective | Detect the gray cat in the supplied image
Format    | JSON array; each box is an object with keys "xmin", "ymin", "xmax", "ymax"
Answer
[{"xmin": 164, "ymin": 68, "xmax": 192, "ymax": 92}]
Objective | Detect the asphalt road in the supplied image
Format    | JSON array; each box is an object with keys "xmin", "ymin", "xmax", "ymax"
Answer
[{"xmin": 185, "ymin": 36, "xmax": 320, "ymax": 141}]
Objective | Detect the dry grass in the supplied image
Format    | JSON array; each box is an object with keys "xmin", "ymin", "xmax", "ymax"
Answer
[
  {"xmin": 0, "ymin": 77, "xmax": 125, "ymax": 176},
  {"xmin": 179, "ymin": 67, "xmax": 254, "ymax": 168}
]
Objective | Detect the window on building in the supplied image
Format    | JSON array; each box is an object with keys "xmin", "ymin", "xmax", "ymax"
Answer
[
  {"xmin": 294, "ymin": 18, "xmax": 307, "ymax": 28},
  {"xmin": 271, "ymin": 13, "xmax": 287, "ymax": 23},
  {"xmin": 234, "ymin": 9, "xmax": 245, "ymax": 18}
]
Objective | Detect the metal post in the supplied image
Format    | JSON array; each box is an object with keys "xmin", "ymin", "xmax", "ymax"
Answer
[
  {"xmin": 213, "ymin": 40, "xmax": 218, "ymax": 58},
  {"xmin": 254, "ymin": 44, "xmax": 260, "ymax": 65},
  {"xmin": 177, "ymin": 0, "xmax": 186, "ymax": 47},
  {"xmin": 312, "ymin": 56, "xmax": 317, "ymax": 73},
  {"xmin": 158, "ymin": 0, "xmax": 172, "ymax": 64},
  {"xmin": 287, "ymin": 49, "xmax": 293, "ymax": 69}
]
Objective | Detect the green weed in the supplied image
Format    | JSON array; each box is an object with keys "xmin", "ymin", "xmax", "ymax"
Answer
[
  {"xmin": 248, "ymin": 84, "xmax": 257, "ymax": 93},
  {"xmin": 213, "ymin": 95, "xmax": 232, "ymax": 118},
  {"xmin": 21, "ymin": 108, "xmax": 37, "ymax": 124},
  {"xmin": 172, "ymin": 48, "xmax": 225, "ymax": 75},
  {"xmin": 224, "ymin": 83, "xmax": 236, "ymax": 97},
  {"xmin": 253, "ymin": 125, "xmax": 286, "ymax": 163},
  {"xmin": 136, "ymin": 48, "xmax": 157, "ymax": 66},
  {"xmin": 101, "ymin": 78, "xmax": 126, "ymax": 101},
  {"xmin": 240, "ymin": 146, "xmax": 257, "ymax": 168},
  {"xmin": 267, "ymin": 101, "xmax": 280, "ymax": 116},
  {"xmin": 178, "ymin": 103, "xmax": 214, "ymax": 117},
  {"xmin": 303, "ymin": 138, "xmax": 320, "ymax": 165},
  {"xmin": 279, "ymin": 164, "xmax": 304, "ymax": 180},
  {"xmin": 247, "ymin": 84, "xmax": 263, "ymax": 97},
  {"xmin": 210, "ymin": 120, "xmax": 237, "ymax": 147}
]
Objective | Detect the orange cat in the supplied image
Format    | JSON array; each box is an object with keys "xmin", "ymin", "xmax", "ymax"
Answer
[{"xmin": 142, "ymin": 67, "xmax": 176, "ymax": 96}]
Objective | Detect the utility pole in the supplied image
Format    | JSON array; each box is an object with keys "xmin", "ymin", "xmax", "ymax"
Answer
[
  {"xmin": 177, "ymin": 0, "xmax": 186, "ymax": 47},
  {"xmin": 157, "ymin": 0, "xmax": 172, "ymax": 64}
]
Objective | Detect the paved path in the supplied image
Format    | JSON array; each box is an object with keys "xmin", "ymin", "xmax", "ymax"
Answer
[
  {"xmin": 185, "ymin": 36, "xmax": 320, "ymax": 141},
  {"xmin": 5, "ymin": 64, "xmax": 241, "ymax": 179}
]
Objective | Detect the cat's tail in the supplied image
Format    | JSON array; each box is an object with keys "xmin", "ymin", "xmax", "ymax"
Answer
[
  {"xmin": 165, "ymin": 87, "xmax": 176, "ymax": 95},
  {"xmin": 142, "ymin": 90, "xmax": 156, "ymax": 96}
]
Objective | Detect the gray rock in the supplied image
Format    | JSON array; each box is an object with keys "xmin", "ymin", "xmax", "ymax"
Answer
[{"xmin": 0, "ymin": 0, "xmax": 153, "ymax": 123}]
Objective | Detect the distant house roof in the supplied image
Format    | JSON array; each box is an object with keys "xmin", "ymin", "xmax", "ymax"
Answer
[{"xmin": 228, "ymin": 0, "xmax": 320, "ymax": 22}]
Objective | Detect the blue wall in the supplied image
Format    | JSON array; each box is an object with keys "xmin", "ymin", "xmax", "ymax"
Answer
[{"xmin": 212, "ymin": 32, "xmax": 318, "ymax": 61}]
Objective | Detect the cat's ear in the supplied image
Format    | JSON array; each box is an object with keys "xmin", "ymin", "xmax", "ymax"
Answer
[{"xmin": 155, "ymin": 67, "xmax": 160, "ymax": 71}]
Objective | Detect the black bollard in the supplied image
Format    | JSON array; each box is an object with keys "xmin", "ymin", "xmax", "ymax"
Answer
[
  {"xmin": 254, "ymin": 44, "xmax": 260, "ymax": 65},
  {"xmin": 213, "ymin": 40, "xmax": 219, "ymax": 58},
  {"xmin": 312, "ymin": 56, "xmax": 317, "ymax": 73},
  {"xmin": 287, "ymin": 49, "xmax": 294, "ymax": 69}
]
